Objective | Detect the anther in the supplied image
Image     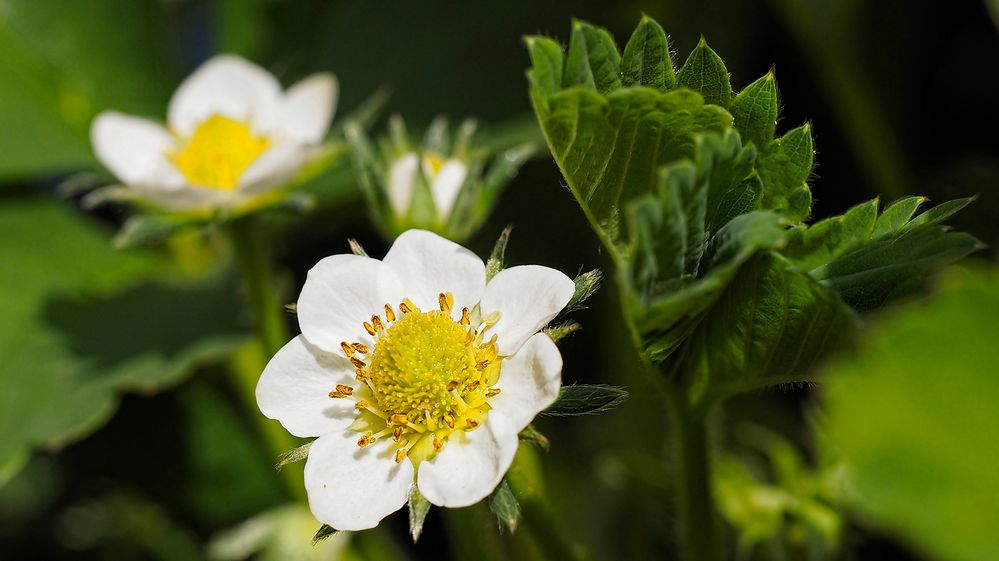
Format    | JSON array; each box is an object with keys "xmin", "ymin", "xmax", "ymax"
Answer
[
  {"xmin": 438, "ymin": 292, "xmax": 453, "ymax": 314},
  {"xmin": 328, "ymin": 390, "xmax": 347, "ymax": 398},
  {"xmin": 350, "ymin": 357, "xmax": 366, "ymax": 369},
  {"xmin": 340, "ymin": 341, "xmax": 355, "ymax": 357},
  {"xmin": 433, "ymin": 436, "xmax": 444, "ymax": 451},
  {"xmin": 388, "ymin": 413, "xmax": 408, "ymax": 425},
  {"xmin": 443, "ymin": 414, "xmax": 456, "ymax": 429},
  {"xmin": 475, "ymin": 360, "xmax": 490, "ymax": 371},
  {"xmin": 479, "ymin": 334, "xmax": 498, "ymax": 349},
  {"xmin": 336, "ymin": 384, "xmax": 354, "ymax": 395},
  {"xmin": 402, "ymin": 298, "xmax": 419, "ymax": 313},
  {"xmin": 465, "ymin": 419, "xmax": 479, "ymax": 429},
  {"xmin": 395, "ymin": 449, "xmax": 407, "ymax": 463},
  {"xmin": 393, "ymin": 426, "xmax": 404, "ymax": 441},
  {"xmin": 459, "ymin": 307, "xmax": 470, "ymax": 326},
  {"xmin": 352, "ymin": 342, "xmax": 369, "ymax": 354},
  {"xmin": 467, "ymin": 380, "xmax": 482, "ymax": 391},
  {"xmin": 363, "ymin": 321, "xmax": 376, "ymax": 336},
  {"xmin": 486, "ymin": 388, "xmax": 502, "ymax": 398},
  {"xmin": 355, "ymin": 399, "xmax": 370, "ymax": 410},
  {"xmin": 357, "ymin": 432, "xmax": 376, "ymax": 447},
  {"xmin": 465, "ymin": 329, "xmax": 478, "ymax": 344},
  {"xmin": 355, "ymin": 369, "xmax": 370, "ymax": 381},
  {"xmin": 447, "ymin": 380, "xmax": 460, "ymax": 391},
  {"xmin": 384, "ymin": 304, "xmax": 396, "ymax": 322},
  {"xmin": 371, "ymin": 315, "xmax": 384, "ymax": 332}
]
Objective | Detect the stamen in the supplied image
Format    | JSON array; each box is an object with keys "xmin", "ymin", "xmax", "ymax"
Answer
[
  {"xmin": 363, "ymin": 321, "xmax": 376, "ymax": 336},
  {"xmin": 438, "ymin": 292, "xmax": 453, "ymax": 314},
  {"xmin": 336, "ymin": 384, "xmax": 354, "ymax": 395},
  {"xmin": 340, "ymin": 341, "xmax": 355, "ymax": 357},
  {"xmin": 459, "ymin": 307, "xmax": 470, "ymax": 326},
  {"xmin": 384, "ymin": 304, "xmax": 396, "ymax": 322},
  {"xmin": 355, "ymin": 399, "xmax": 370, "ymax": 410},
  {"xmin": 402, "ymin": 298, "xmax": 420, "ymax": 313},
  {"xmin": 486, "ymin": 388, "xmax": 501, "ymax": 398},
  {"xmin": 352, "ymin": 342, "xmax": 369, "ymax": 354},
  {"xmin": 388, "ymin": 413, "xmax": 408, "ymax": 425},
  {"xmin": 447, "ymin": 380, "xmax": 460, "ymax": 391},
  {"xmin": 328, "ymin": 390, "xmax": 348, "ymax": 398},
  {"xmin": 433, "ymin": 436, "xmax": 444, "ymax": 451},
  {"xmin": 355, "ymin": 369, "xmax": 370, "ymax": 381},
  {"xmin": 443, "ymin": 413, "xmax": 456, "ymax": 429},
  {"xmin": 482, "ymin": 311, "xmax": 502, "ymax": 326},
  {"xmin": 475, "ymin": 359, "xmax": 490, "ymax": 371},
  {"xmin": 371, "ymin": 315, "xmax": 384, "ymax": 332},
  {"xmin": 395, "ymin": 448, "xmax": 407, "ymax": 463},
  {"xmin": 357, "ymin": 432, "xmax": 376, "ymax": 448},
  {"xmin": 465, "ymin": 418, "xmax": 479, "ymax": 429},
  {"xmin": 465, "ymin": 329, "xmax": 478, "ymax": 344},
  {"xmin": 350, "ymin": 357, "xmax": 366, "ymax": 369},
  {"xmin": 393, "ymin": 426, "xmax": 404, "ymax": 441},
  {"xmin": 466, "ymin": 380, "xmax": 482, "ymax": 391}
]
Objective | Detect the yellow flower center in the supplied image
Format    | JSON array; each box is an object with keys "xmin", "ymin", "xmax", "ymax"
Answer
[
  {"xmin": 170, "ymin": 114, "xmax": 270, "ymax": 189},
  {"xmin": 329, "ymin": 293, "xmax": 502, "ymax": 465},
  {"xmin": 421, "ymin": 151, "xmax": 445, "ymax": 181}
]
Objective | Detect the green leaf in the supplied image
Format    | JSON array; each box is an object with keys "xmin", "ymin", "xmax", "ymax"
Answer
[
  {"xmin": 729, "ymin": 71, "xmax": 778, "ymax": 148},
  {"xmin": 525, "ymin": 36, "xmax": 565, "ymax": 103},
  {"xmin": 0, "ymin": 199, "xmax": 247, "ymax": 472},
  {"xmin": 621, "ymin": 16, "xmax": 675, "ymax": 90},
  {"xmin": 563, "ymin": 20, "xmax": 621, "ymax": 93},
  {"xmin": 408, "ymin": 488, "xmax": 432, "ymax": 543},
  {"xmin": 0, "ymin": 0, "xmax": 174, "ymax": 179},
  {"xmin": 756, "ymin": 123, "xmax": 815, "ymax": 223},
  {"xmin": 789, "ymin": 198, "xmax": 981, "ymax": 311},
  {"xmin": 517, "ymin": 424, "xmax": 551, "ymax": 451},
  {"xmin": 820, "ymin": 268, "xmax": 999, "ymax": 561},
  {"xmin": 536, "ymin": 86, "xmax": 731, "ymax": 254},
  {"xmin": 676, "ymin": 37, "xmax": 733, "ymax": 107},
  {"xmin": 673, "ymin": 254, "xmax": 858, "ymax": 404},
  {"xmin": 488, "ymin": 479, "xmax": 521, "ymax": 533},
  {"xmin": 112, "ymin": 214, "xmax": 192, "ymax": 249},
  {"xmin": 540, "ymin": 384, "xmax": 629, "ymax": 417}
]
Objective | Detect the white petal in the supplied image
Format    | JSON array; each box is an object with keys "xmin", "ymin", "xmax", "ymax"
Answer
[
  {"xmin": 387, "ymin": 153, "xmax": 419, "ymax": 217},
  {"xmin": 90, "ymin": 111, "xmax": 184, "ymax": 187},
  {"xmin": 297, "ymin": 254, "xmax": 405, "ymax": 353},
  {"xmin": 431, "ymin": 159, "xmax": 468, "ymax": 220},
  {"xmin": 272, "ymin": 73, "xmax": 338, "ymax": 143},
  {"xmin": 479, "ymin": 265, "xmax": 575, "ymax": 356},
  {"xmin": 491, "ymin": 333, "xmax": 563, "ymax": 432},
  {"xmin": 382, "ymin": 229, "xmax": 485, "ymax": 318},
  {"xmin": 236, "ymin": 143, "xmax": 309, "ymax": 195},
  {"xmin": 168, "ymin": 54, "xmax": 282, "ymax": 137},
  {"xmin": 304, "ymin": 430, "xmax": 415, "ymax": 531},
  {"xmin": 128, "ymin": 183, "xmax": 231, "ymax": 212},
  {"xmin": 416, "ymin": 412, "xmax": 518, "ymax": 507},
  {"xmin": 256, "ymin": 335, "xmax": 359, "ymax": 438}
]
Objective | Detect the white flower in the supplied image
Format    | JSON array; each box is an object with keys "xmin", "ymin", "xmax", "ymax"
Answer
[
  {"xmin": 90, "ymin": 54, "xmax": 337, "ymax": 213},
  {"xmin": 387, "ymin": 151, "xmax": 469, "ymax": 222},
  {"xmin": 256, "ymin": 230, "xmax": 574, "ymax": 531}
]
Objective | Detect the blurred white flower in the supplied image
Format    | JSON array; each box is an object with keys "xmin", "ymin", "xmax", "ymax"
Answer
[
  {"xmin": 256, "ymin": 230, "xmax": 573, "ymax": 530},
  {"xmin": 90, "ymin": 54, "xmax": 337, "ymax": 213}
]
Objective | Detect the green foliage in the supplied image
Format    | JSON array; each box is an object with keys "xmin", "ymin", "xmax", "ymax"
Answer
[
  {"xmin": 0, "ymin": 199, "xmax": 247, "ymax": 475},
  {"xmin": 820, "ymin": 268, "xmax": 999, "ymax": 561},
  {"xmin": 408, "ymin": 488, "xmax": 432, "ymax": 543},
  {"xmin": 0, "ymin": 0, "xmax": 173, "ymax": 179},
  {"xmin": 527, "ymin": 16, "xmax": 977, "ymax": 403}
]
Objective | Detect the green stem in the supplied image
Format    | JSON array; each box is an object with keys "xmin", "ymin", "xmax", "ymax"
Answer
[
  {"xmin": 664, "ymin": 384, "xmax": 721, "ymax": 561},
  {"xmin": 506, "ymin": 447, "xmax": 590, "ymax": 561},
  {"xmin": 225, "ymin": 216, "xmax": 304, "ymax": 501}
]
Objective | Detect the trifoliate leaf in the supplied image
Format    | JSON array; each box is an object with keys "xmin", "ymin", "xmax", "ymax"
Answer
[
  {"xmin": 621, "ymin": 15, "xmax": 675, "ymax": 90},
  {"xmin": 540, "ymin": 385, "xmax": 629, "ymax": 417},
  {"xmin": 820, "ymin": 268, "xmax": 999, "ymax": 561},
  {"xmin": 488, "ymin": 479, "xmax": 521, "ymax": 533},
  {"xmin": 729, "ymin": 71, "xmax": 778, "ymax": 148},
  {"xmin": 525, "ymin": 36, "xmax": 565, "ymax": 100},
  {"xmin": 563, "ymin": 20, "xmax": 621, "ymax": 93},
  {"xmin": 677, "ymin": 37, "xmax": 733, "ymax": 107},
  {"xmin": 408, "ymin": 488, "xmax": 432, "ymax": 543}
]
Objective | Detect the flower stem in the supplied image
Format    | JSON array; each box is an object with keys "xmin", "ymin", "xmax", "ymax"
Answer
[
  {"xmin": 225, "ymin": 216, "xmax": 304, "ymax": 501},
  {"xmin": 506, "ymin": 447, "xmax": 590, "ymax": 561},
  {"xmin": 664, "ymin": 384, "xmax": 721, "ymax": 561}
]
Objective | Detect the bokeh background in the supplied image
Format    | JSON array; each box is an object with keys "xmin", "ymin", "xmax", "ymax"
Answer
[{"xmin": 2, "ymin": 1, "xmax": 997, "ymax": 560}]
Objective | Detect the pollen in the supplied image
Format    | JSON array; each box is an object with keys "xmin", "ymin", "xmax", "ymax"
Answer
[
  {"xmin": 170, "ymin": 114, "xmax": 269, "ymax": 189},
  {"xmin": 343, "ymin": 293, "xmax": 504, "ymax": 465}
]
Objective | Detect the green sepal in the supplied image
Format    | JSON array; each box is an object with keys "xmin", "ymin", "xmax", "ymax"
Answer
[
  {"xmin": 677, "ymin": 37, "xmax": 733, "ymax": 107},
  {"xmin": 729, "ymin": 71, "xmax": 778, "ymax": 148},
  {"xmin": 408, "ymin": 487, "xmax": 432, "ymax": 543},
  {"xmin": 540, "ymin": 384, "xmax": 629, "ymax": 417},
  {"xmin": 563, "ymin": 20, "xmax": 621, "ymax": 93},
  {"xmin": 275, "ymin": 441, "xmax": 312, "ymax": 471},
  {"xmin": 757, "ymin": 123, "xmax": 814, "ymax": 222},
  {"xmin": 312, "ymin": 524, "xmax": 339, "ymax": 544},
  {"xmin": 488, "ymin": 479, "xmax": 521, "ymax": 533},
  {"xmin": 621, "ymin": 15, "xmax": 675, "ymax": 90},
  {"xmin": 525, "ymin": 36, "xmax": 564, "ymax": 99}
]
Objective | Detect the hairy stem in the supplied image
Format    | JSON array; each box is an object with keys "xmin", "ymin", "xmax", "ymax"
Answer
[
  {"xmin": 664, "ymin": 384, "xmax": 721, "ymax": 561},
  {"xmin": 506, "ymin": 447, "xmax": 590, "ymax": 561}
]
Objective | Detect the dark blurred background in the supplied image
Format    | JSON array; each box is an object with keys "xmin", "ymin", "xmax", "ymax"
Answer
[{"xmin": 1, "ymin": 1, "xmax": 997, "ymax": 560}]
